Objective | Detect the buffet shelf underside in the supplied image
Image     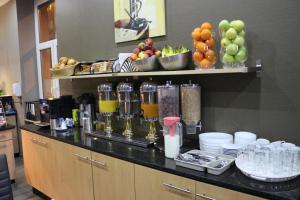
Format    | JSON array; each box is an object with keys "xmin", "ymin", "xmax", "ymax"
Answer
[{"xmin": 54, "ymin": 67, "xmax": 260, "ymax": 80}]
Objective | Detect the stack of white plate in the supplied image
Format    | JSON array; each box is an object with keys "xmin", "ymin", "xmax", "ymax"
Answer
[
  {"xmin": 234, "ymin": 132, "xmax": 257, "ymax": 147},
  {"xmin": 199, "ymin": 132, "xmax": 233, "ymax": 154}
]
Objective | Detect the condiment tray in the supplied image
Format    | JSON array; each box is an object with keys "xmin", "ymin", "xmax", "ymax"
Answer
[{"xmin": 175, "ymin": 149, "xmax": 235, "ymax": 175}]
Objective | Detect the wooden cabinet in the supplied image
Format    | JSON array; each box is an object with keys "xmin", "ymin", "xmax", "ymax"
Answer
[
  {"xmin": 21, "ymin": 130, "xmax": 57, "ymax": 197},
  {"xmin": 0, "ymin": 130, "xmax": 15, "ymax": 180},
  {"xmin": 195, "ymin": 182, "xmax": 265, "ymax": 200},
  {"xmin": 135, "ymin": 165, "xmax": 195, "ymax": 200},
  {"xmin": 54, "ymin": 142, "xmax": 94, "ymax": 200},
  {"xmin": 91, "ymin": 152, "xmax": 135, "ymax": 200}
]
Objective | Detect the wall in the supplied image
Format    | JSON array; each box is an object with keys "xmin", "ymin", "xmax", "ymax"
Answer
[
  {"xmin": 0, "ymin": 0, "xmax": 21, "ymax": 95},
  {"xmin": 0, "ymin": 0, "xmax": 24, "ymax": 124},
  {"xmin": 56, "ymin": 0, "xmax": 300, "ymax": 144},
  {"xmin": 16, "ymin": 0, "xmax": 39, "ymax": 103}
]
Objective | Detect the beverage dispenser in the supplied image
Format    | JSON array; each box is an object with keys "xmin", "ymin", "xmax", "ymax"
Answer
[
  {"xmin": 98, "ymin": 83, "xmax": 117, "ymax": 137},
  {"xmin": 117, "ymin": 82, "xmax": 139, "ymax": 140},
  {"xmin": 140, "ymin": 81, "xmax": 158, "ymax": 143}
]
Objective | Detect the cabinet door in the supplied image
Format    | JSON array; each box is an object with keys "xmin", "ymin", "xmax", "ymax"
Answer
[
  {"xmin": 0, "ymin": 130, "xmax": 15, "ymax": 180},
  {"xmin": 21, "ymin": 131, "xmax": 57, "ymax": 198},
  {"xmin": 196, "ymin": 182, "xmax": 265, "ymax": 200},
  {"xmin": 91, "ymin": 152, "xmax": 135, "ymax": 200},
  {"xmin": 54, "ymin": 142, "xmax": 94, "ymax": 200},
  {"xmin": 135, "ymin": 165, "xmax": 195, "ymax": 200}
]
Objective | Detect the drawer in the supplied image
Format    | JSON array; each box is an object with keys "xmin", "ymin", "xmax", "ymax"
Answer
[
  {"xmin": 135, "ymin": 165, "xmax": 195, "ymax": 200},
  {"xmin": 196, "ymin": 182, "xmax": 265, "ymax": 200},
  {"xmin": 0, "ymin": 130, "xmax": 13, "ymax": 141}
]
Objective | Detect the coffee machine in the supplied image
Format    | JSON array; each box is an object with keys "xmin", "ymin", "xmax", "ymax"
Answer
[
  {"xmin": 77, "ymin": 94, "xmax": 95, "ymax": 133},
  {"xmin": 48, "ymin": 95, "xmax": 74, "ymax": 130}
]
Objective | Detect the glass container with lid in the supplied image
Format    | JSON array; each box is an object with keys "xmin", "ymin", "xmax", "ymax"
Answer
[
  {"xmin": 157, "ymin": 81, "xmax": 180, "ymax": 126},
  {"xmin": 97, "ymin": 83, "xmax": 117, "ymax": 137},
  {"xmin": 140, "ymin": 81, "xmax": 158, "ymax": 120},
  {"xmin": 117, "ymin": 82, "xmax": 139, "ymax": 140},
  {"xmin": 117, "ymin": 82, "xmax": 139, "ymax": 117},
  {"xmin": 98, "ymin": 83, "xmax": 117, "ymax": 114},
  {"xmin": 181, "ymin": 82, "xmax": 201, "ymax": 134},
  {"xmin": 140, "ymin": 81, "xmax": 159, "ymax": 143}
]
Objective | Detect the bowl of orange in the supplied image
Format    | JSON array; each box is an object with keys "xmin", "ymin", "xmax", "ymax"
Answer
[{"xmin": 191, "ymin": 22, "xmax": 217, "ymax": 69}]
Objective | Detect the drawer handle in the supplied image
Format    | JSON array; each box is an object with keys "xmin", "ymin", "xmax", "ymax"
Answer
[
  {"xmin": 91, "ymin": 159, "xmax": 106, "ymax": 168},
  {"xmin": 73, "ymin": 153, "xmax": 90, "ymax": 162},
  {"xmin": 31, "ymin": 138, "xmax": 38, "ymax": 143},
  {"xmin": 162, "ymin": 183, "xmax": 191, "ymax": 194},
  {"xmin": 0, "ymin": 144, "xmax": 7, "ymax": 148},
  {"xmin": 38, "ymin": 140, "xmax": 48, "ymax": 146},
  {"xmin": 196, "ymin": 193, "xmax": 216, "ymax": 200}
]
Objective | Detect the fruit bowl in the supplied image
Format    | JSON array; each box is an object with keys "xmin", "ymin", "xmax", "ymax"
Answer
[
  {"xmin": 158, "ymin": 51, "xmax": 191, "ymax": 71},
  {"xmin": 133, "ymin": 56, "xmax": 158, "ymax": 72}
]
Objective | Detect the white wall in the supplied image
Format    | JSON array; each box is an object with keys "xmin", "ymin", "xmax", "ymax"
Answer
[{"xmin": 0, "ymin": 0, "xmax": 21, "ymax": 95}]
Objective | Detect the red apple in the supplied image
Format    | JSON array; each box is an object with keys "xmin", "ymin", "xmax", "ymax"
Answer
[
  {"xmin": 133, "ymin": 47, "xmax": 140, "ymax": 54},
  {"xmin": 145, "ymin": 38, "xmax": 154, "ymax": 47},
  {"xmin": 145, "ymin": 50, "xmax": 154, "ymax": 57}
]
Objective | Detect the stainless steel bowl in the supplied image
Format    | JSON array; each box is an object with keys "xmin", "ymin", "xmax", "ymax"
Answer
[
  {"xmin": 158, "ymin": 51, "xmax": 191, "ymax": 70},
  {"xmin": 133, "ymin": 56, "xmax": 158, "ymax": 72}
]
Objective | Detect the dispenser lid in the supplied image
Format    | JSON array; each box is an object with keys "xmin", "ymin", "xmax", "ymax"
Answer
[
  {"xmin": 158, "ymin": 80, "xmax": 178, "ymax": 89},
  {"xmin": 181, "ymin": 80, "xmax": 200, "ymax": 88},
  {"xmin": 140, "ymin": 81, "xmax": 157, "ymax": 93},
  {"xmin": 117, "ymin": 82, "xmax": 134, "ymax": 92},
  {"xmin": 98, "ymin": 83, "xmax": 114, "ymax": 92}
]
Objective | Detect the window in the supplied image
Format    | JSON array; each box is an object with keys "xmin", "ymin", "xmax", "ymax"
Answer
[{"xmin": 35, "ymin": 0, "xmax": 59, "ymax": 99}]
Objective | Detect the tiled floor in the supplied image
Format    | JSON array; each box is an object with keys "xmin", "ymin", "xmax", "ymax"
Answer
[{"xmin": 12, "ymin": 157, "xmax": 44, "ymax": 200}]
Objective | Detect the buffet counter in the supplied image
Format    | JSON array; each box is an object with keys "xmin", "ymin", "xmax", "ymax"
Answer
[{"xmin": 21, "ymin": 124, "xmax": 300, "ymax": 200}]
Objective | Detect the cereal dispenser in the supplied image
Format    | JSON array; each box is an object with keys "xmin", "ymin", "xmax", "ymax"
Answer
[
  {"xmin": 98, "ymin": 83, "xmax": 117, "ymax": 137},
  {"xmin": 181, "ymin": 82, "xmax": 201, "ymax": 134},
  {"xmin": 140, "ymin": 81, "xmax": 159, "ymax": 143},
  {"xmin": 157, "ymin": 81, "xmax": 180, "ymax": 126}
]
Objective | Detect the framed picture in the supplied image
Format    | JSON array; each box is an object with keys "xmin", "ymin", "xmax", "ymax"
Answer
[{"xmin": 114, "ymin": 0, "xmax": 166, "ymax": 43}]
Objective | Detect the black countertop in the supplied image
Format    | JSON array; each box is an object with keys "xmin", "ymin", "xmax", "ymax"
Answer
[
  {"xmin": 21, "ymin": 124, "xmax": 300, "ymax": 200},
  {"xmin": 0, "ymin": 124, "xmax": 15, "ymax": 131}
]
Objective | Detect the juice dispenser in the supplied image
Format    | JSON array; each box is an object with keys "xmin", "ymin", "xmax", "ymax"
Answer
[
  {"xmin": 98, "ymin": 83, "xmax": 117, "ymax": 137},
  {"xmin": 157, "ymin": 81, "xmax": 180, "ymax": 126},
  {"xmin": 181, "ymin": 82, "xmax": 201, "ymax": 134},
  {"xmin": 117, "ymin": 82, "xmax": 138, "ymax": 140},
  {"xmin": 140, "ymin": 81, "xmax": 159, "ymax": 143}
]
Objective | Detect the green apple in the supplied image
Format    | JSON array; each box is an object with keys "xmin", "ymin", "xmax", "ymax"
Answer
[
  {"xmin": 226, "ymin": 44, "xmax": 239, "ymax": 55},
  {"xmin": 219, "ymin": 20, "xmax": 230, "ymax": 31},
  {"xmin": 230, "ymin": 20, "xmax": 245, "ymax": 32},
  {"xmin": 225, "ymin": 28, "xmax": 237, "ymax": 40},
  {"xmin": 239, "ymin": 30, "xmax": 246, "ymax": 37},
  {"xmin": 221, "ymin": 38, "xmax": 231, "ymax": 48},
  {"xmin": 235, "ymin": 49, "xmax": 247, "ymax": 63},
  {"xmin": 223, "ymin": 53, "xmax": 235, "ymax": 64},
  {"xmin": 234, "ymin": 36, "xmax": 245, "ymax": 47}
]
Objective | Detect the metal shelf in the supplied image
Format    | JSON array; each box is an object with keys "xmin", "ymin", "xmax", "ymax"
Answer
[{"xmin": 53, "ymin": 66, "xmax": 261, "ymax": 80}]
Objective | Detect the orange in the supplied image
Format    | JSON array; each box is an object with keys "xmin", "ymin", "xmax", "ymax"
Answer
[
  {"xmin": 206, "ymin": 38, "xmax": 215, "ymax": 49},
  {"xmin": 205, "ymin": 49, "xmax": 216, "ymax": 61},
  {"xmin": 200, "ymin": 59, "xmax": 212, "ymax": 68},
  {"xmin": 193, "ymin": 40, "xmax": 197, "ymax": 47},
  {"xmin": 191, "ymin": 27, "xmax": 202, "ymax": 40},
  {"xmin": 201, "ymin": 22, "xmax": 212, "ymax": 30},
  {"xmin": 195, "ymin": 41, "xmax": 208, "ymax": 53},
  {"xmin": 200, "ymin": 29, "xmax": 212, "ymax": 41},
  {"xmin": 193, "ymin": 51, "xmax": 204, "ymax": 62}
]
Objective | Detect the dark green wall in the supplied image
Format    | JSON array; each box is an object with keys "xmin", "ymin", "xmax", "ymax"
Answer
[{"xmin": 56, "ymin": 0, "xmax": 300, "ymax": 144}]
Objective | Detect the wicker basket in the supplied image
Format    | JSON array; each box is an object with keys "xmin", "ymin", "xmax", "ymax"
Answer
[{"xmin": 51, "ymin": 63, "xmax": 78, "ymax": 77}]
